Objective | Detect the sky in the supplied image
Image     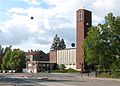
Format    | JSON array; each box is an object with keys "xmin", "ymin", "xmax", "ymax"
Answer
[{"xmin": 0, "ymin": 0, "xmax": 120, "ymax": 53}]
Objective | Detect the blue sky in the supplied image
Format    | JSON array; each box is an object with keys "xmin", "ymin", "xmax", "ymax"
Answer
[{"xmin": 0, "ymin": 0, "xmax": 120, "ymax": 53}]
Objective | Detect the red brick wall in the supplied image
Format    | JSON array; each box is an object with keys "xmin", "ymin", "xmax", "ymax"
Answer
[
  {"xmin": 76, "ymin": 9, "xmax": 92, "ymax": 69},
  {"xmin": 49, "ymin": 50, "xmax": 57, "ymax": 63}
]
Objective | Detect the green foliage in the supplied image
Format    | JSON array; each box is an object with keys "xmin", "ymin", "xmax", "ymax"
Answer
[
  {"xmin": 51, "ymin": 34, "xmax": 66, "ymax": 50},
  {"xmin": 9, "ymin": 49, "xmax": 26, "ymax": 71},
  {"xmin": 52, "ymin": 69, "xmax": 67, "ymax": 73},
  {"xmin": 84, "ymin": 26, "xmax": 100, "ymax": 65},
  {"xmin": 59, "ymin": 38, "xmax": 66, "ymax": 50},
  {"xmin": 52, "ymin": 64, "xmax": 66, "ymax": 73},
  {"xmin": 0, "ymin": 45, "xmax": 4, "ymax": 56},
  {"xmin": 98, "ymin": 72, "xmax": 120, "ymax": 78},
  {"xmin": 59, "ymin": 64, "xmax": 66, "ymax": 71},
  {"xmin": 1, "ymin": 46, "xmax": 26, "ymax": 72},
  {"xmin": 110, "ymin": 72, "xmax": 120, "ymax": 78},
  {"xmin": 51, "ymin": 68, "xmax": 80, "ymax": 73},
  {"xmin": 51, "ymin": 34, "xmax": 61, "ymax": 50},
  {"xmin": 66, "ymin": 68, "xmax": 80, "ymax": 73},
  {"xmin": 98, "ymin": 72, "xmax": 111, "ymax": 78},
  {"xmin": 0, "ymin": 45, "xmax": 5, "ymax": 69},
  {"xmin": 84, "ymin": 13, "xmax": 120, "ymax": 71},
  {"xmin": 1, "ymin": 46, "xmax": 12, "ymax": 70}
]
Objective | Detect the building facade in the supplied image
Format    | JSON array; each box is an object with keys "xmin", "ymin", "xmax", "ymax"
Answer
[
  {"xmin": 50, "ymin": 48, "xmax": 77, "ymax": 70},
  {"xmin": 25, "ymin": 9, "xmax": 92, "ymax": 72},
  {"xmin": 26, "ymin": 50, "xmax": 50, "ymax": 73},
  {"xmin": 49, "ymin": 9, "xmax": 92, "ymax": 70},
  {"xmin": 76, "ymin": 9, "xmax": 92, "ymax": 69}
]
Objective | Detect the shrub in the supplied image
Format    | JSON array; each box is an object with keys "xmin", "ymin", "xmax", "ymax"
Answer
[
  {"xmin": 51, "ymin": 69, "xmax": 67, "ymax": 73},
  {"xmin": 51, "ymin": 68, "xmax": 80, "ymax": 73},
  {"xmin": 98, "ymin": 72, "xmax": 120, "ymax": 78},
  {"xmin": 98, "ymin": 72, "xmax": 111, "ymax": 78},
  {"xmin": 110, "ymin": 72, "xmax": 120, "ymax": 78},
  {"xmin": 59, "ymin": 64, "xmax": 66, "ymax": 71},
  {"xmin": 67, "ymin": 68, "xmax": 80, "ymax": 73}
]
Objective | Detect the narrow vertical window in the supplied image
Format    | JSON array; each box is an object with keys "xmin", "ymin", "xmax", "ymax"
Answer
[
  {"xmin": 78, "ymin": 11, "xmax": 83, "ymax": 21},
  {"xmin": 80, "ymin": 11, "xmax": 83, "ymax": 21}
]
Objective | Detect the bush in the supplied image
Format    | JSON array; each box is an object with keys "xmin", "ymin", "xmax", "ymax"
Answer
[
  {"xmin": 51, "ymin": 70, "xmax": 61, "ymax": 73},
  {"xmin": 67, "ymin": 68, "xmax": 80, "ymax": 73},
  {"xmin": 51, "ymin": 69, "xmax": 67, "ymax": 73},
  {"xmin": 51, "ymin": 68, "xmax": 80, "ymax": 73},
  {"xmin": 110, "ymin": 72, "xmax": 120, "ymax": 78},
  {"xmin": 59, "ymin": 64, "xmax": 66, "ymax": 71},
  {"xmin": 98, "ymin": 72, "xmax": 120, "ymax": 78},
  {"xmin": 98, "ymin": 72, "xmax": 111, "ymax": 78}
]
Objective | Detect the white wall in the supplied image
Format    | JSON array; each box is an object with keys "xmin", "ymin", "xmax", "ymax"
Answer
[{"xmin": 57, "ymin": 48, "xmax": 77, "ymax": 70}]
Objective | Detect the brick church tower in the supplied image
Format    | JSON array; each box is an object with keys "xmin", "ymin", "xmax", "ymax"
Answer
[{"xmin": 76, "ymin": 9, "xmax": 92, "ymax": 69}]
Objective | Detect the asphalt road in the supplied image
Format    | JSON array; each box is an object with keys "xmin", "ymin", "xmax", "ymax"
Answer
[{"xmin": 0, "ymin": 73, "xmax": 120, "ymax": 86}]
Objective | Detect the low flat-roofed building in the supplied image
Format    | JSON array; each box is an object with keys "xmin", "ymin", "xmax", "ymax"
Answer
[
  {"xmin": 26, "ymin": 50, "xmax": 52, "ymax": 73},
  {"xmin": 50, "ymin": 48, "xmax": 80, "ymax": 70}
]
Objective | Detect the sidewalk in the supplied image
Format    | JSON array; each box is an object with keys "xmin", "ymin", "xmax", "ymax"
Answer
[
  {"xmin": 41, "ymin": 82, "xmax": 76, "ymax": 86},
  {"xmin": 0, "ymin": 83, "xmax": 13, "ymax": 86},
  {"xmin": 47, "ymin": 73, "xmax": 120, "ymax": 82},
  {"xmin": 85, "ymin": 76, "xmax": 120, "ymax": 81}
]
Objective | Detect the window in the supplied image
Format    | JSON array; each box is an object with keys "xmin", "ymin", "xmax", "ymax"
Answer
[{"xmin": 78, "ymin": 11, "xmax": 83, "ymax": 22}]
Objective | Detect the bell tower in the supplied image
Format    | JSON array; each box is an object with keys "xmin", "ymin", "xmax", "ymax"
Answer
[{"xmin": 76, "ymin": 9, "xmax": 92, "ymax": 69}]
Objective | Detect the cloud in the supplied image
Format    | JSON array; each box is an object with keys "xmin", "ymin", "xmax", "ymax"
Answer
[
  {"xmin": 92, "ymin": 0, "xmax": 120, "ymax": 25},
  {"xmin": 1, "ymin": 0, "xmax": 120, "ymax": 52},
  {"xmin": 17, "ymin": 0, "xmax": 42, "ymax": 5},
  {"xmin": 0, "ymin": 23, "xmax": 33, "ymax": 45},
  {"xmin": 93, "ymin": 0, "xmax": 118, "ymax": 10}
]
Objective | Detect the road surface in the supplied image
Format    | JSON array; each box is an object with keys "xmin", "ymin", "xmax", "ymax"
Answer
[{"xmin": 0, "ymin": 73, "xmax": 120, "ymax": 86}]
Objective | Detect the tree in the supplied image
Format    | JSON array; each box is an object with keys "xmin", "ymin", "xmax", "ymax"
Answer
[
  {"xmin": 51, "ymin": 34, "xmax": 66, "ymax": 50},
  {"xmin": 0, "ymin": 45, "xmax": 4, "ymax": 56},
  {"xmin": 8, "ymin": 49, "xmax": 26, "ymax": 71},
  {"xmin": 0, "ymin": 45, "xmax": 4, "ymax": 69},
  {"xmin": 84, "ymin": 13, "xmax": 120, "ymax": 71},
  {"xmin": 1, "ymin": 46, "xmax": 26, "ymax": 72},
  {"xmin": 51, "ymin": 34, "xmax": 60, "ymax": 50},
  {"xmin": 1, "ymin": 46, "xmax": 12, "ymax": 70},
  {"xmin": 84, "ymin": 26, "xmax": 100, "ymax": 66},
  {"xmin": 59, "ymin": 38, "xmax": 66, "ymax": 50}
]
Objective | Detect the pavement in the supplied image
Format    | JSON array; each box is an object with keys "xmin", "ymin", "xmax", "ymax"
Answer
[{"xmin": 0, "ymin": 73, "xmax": 120, "ymax": 86}]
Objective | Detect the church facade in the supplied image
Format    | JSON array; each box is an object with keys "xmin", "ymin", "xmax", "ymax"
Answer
[{"xmin": 50, "ymin": 9, "xmax": 92, "ymax": 70}]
